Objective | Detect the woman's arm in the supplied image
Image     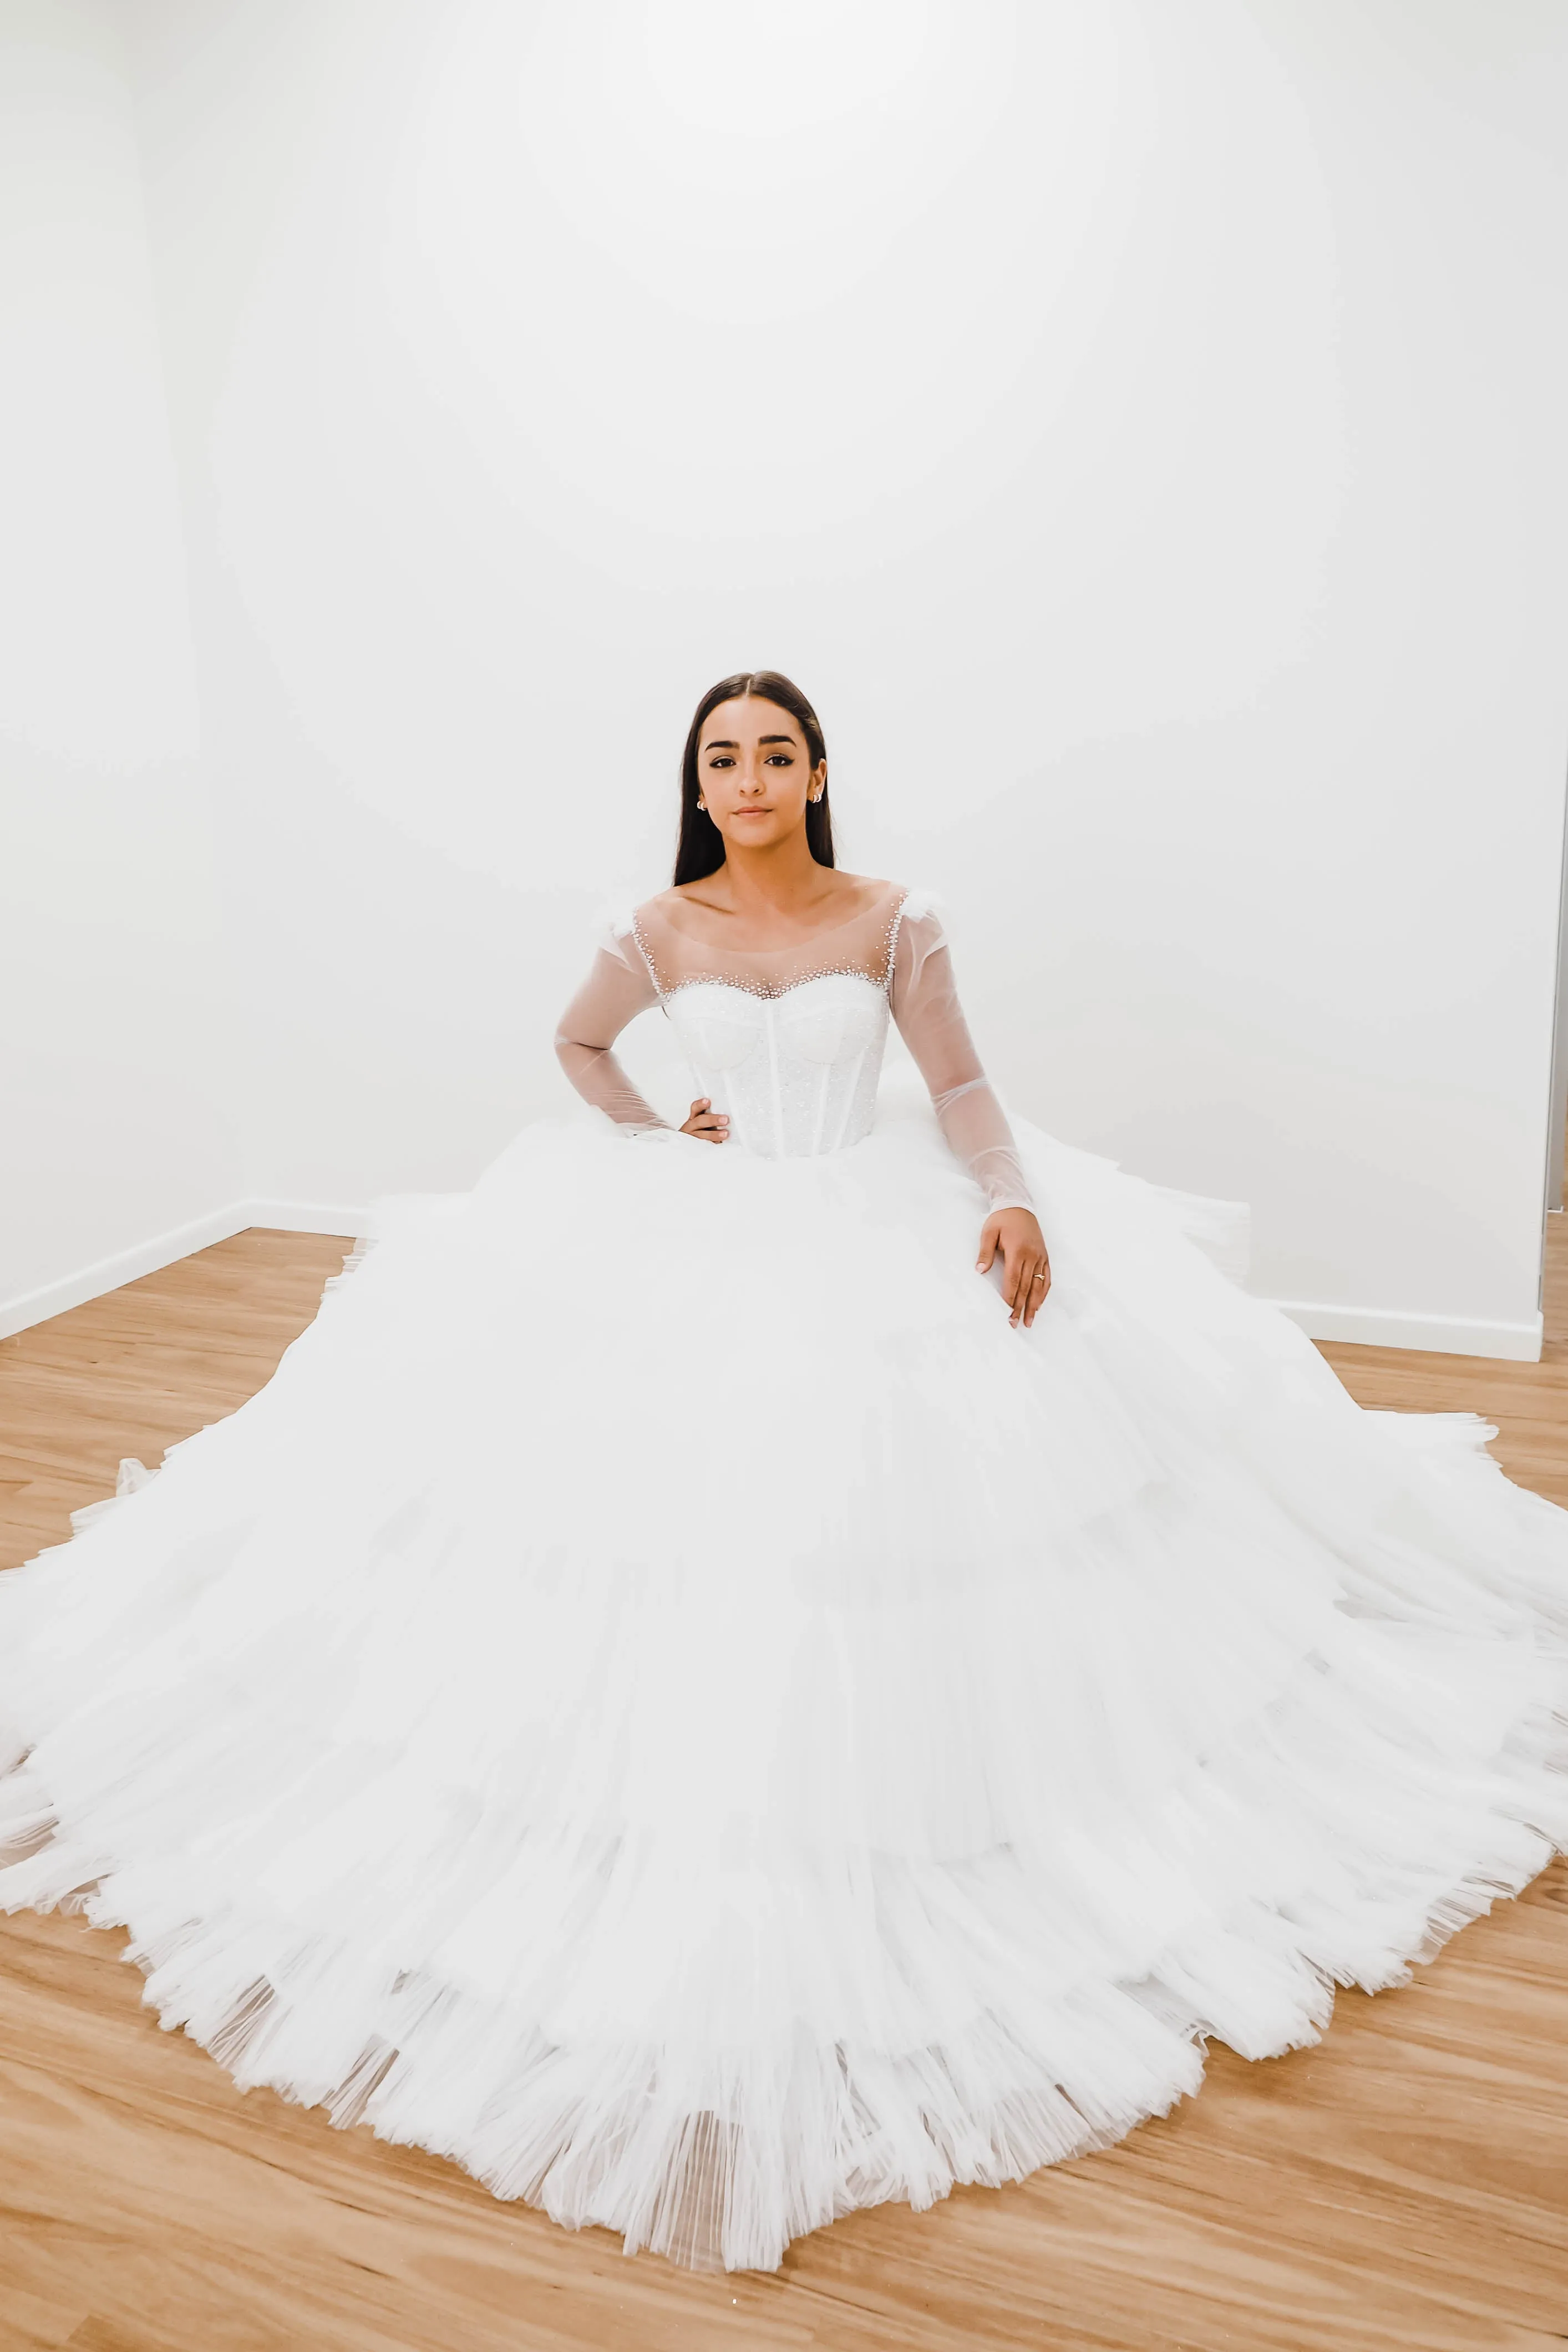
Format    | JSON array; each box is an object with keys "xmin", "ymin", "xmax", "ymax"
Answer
[
  {"xmin": 890, "ymin": 902, "xmax": 1051, "ymax": 1326},
  {"xmin": 554, "ymin": 932, "xmax": 669, "ymax": 1129}
]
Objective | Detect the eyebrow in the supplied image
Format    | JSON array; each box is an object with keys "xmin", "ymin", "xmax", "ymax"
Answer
[{"xmin": 702, "ymin": 734, "xmax": 798, "ymax": 750}]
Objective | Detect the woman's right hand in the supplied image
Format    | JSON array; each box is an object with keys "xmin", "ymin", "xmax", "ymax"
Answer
[{"xmin": 679, "ymin": 1096, "xmax": 729, "ymax": 1143}]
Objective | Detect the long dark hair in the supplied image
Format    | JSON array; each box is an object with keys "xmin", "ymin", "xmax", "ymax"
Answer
[{"xmin": 673, "ymin": 670, "xmax": 835, "ymax": 886}]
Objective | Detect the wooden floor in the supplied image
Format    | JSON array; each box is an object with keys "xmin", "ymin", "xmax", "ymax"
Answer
[{"xmin": 1, "ymin": 1226, "xmax": 1566, "ymax": 2351}]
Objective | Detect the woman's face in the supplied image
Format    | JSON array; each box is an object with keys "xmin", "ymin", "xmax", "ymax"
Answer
[{"xmin": 696, "ymin": 697, "xmax": 826, "ymax": 855}]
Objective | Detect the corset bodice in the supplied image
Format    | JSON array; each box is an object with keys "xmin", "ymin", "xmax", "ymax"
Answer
[
  {"xmin": 555, "ymin": 879, "xmax": 1035, "ymax": 1209},
  {"xmin": 662, "ymin": 974, "xmax": 891, "ymax": 1159}
]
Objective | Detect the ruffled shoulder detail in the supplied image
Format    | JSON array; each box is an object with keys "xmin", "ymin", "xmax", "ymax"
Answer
[
  {"xmin": 897, "ymin": 885, "xmax": 943, "ymax": 926},
  {"xmin": 886, "ymin": 886, "xmax": 946, "ymax": 993}
]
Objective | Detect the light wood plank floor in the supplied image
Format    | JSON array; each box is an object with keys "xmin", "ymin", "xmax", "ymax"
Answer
[{"xmin": 1, "ymin": 1224, "xmax": 1566, "ymax": 2351}]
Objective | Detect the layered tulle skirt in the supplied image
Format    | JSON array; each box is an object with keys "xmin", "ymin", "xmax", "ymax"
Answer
[{"xmin": 2, "ymin": 1074, "xmax": 1566, "ymax": 2269}]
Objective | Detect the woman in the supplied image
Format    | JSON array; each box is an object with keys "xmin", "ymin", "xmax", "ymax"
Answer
[{"xmin": 2, "ymin": 671, "xmax": 1565, "ymax": 2274}]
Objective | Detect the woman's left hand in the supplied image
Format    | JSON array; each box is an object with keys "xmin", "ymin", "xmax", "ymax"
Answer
[{"xmin": 977, "ymin": 1207, "xmax": 1052, "ymax": 1329}]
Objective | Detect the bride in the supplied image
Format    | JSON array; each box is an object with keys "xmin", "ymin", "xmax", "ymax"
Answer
[{"xmin": 2, "ymin": 669, "xmax": 1565, "ymax": 2274}]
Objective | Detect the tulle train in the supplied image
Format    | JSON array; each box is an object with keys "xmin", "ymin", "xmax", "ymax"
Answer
[{"xmin": 2, "ymin": 1076, "xmax": 1565, "ymax": 2269}]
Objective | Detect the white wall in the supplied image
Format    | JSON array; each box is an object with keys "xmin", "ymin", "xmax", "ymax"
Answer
[
  {"xmin": 0, "ymin": 0, "xmax": 242, "ymax": 1325},
  {"xmin": 13, "ymin": 0, "xmax": 1568, "ymax": 1353}
]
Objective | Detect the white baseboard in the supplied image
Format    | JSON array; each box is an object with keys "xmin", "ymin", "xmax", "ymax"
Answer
[
  {"xmin": 1265, "ymin": 1296, "xmax": 1544, "ymax": 1363},
  {"xmin": 0, "ymin": 1197, "xmax": 368, "ymax": 1342},
  {"xmin": 241, "ymin": 1197, "xmax": 371, "ymax": 1239},
  {"xmin": 0, "ymin": 1204, "xmax": 250, "ymax": 1341},
  {"xmin": 1, "ymin": 1203, "xmax": 1546, "ymax": 1365}
]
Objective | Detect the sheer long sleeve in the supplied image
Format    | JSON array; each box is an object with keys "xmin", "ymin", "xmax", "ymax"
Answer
[
  {"xmin": 554, "ymin": 927, "xmax": 669, "ymax": 1130},
  {"xmin": 890, "ymin": 904, "xmax": 1035, "ymax": 1214}
]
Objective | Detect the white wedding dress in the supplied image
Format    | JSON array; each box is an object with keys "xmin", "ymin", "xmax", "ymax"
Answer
[{"xmin": 2, "ymin": 881, "xmax": 1566, "ymax": 2273}]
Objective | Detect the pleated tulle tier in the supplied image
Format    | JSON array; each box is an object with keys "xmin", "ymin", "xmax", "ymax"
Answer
[{"xmin": 2, "ymin": 1073, "xmax": 1566, "ymax": 2270}]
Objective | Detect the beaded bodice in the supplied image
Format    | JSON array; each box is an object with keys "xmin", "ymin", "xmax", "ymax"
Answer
[
  {"xmin": 629, "ymin": 890, "xmax": 905, "ymax": 1160},
  {"xmin": 554, "ymin": 879, "xmax": 1036, "ymax": 1210}
]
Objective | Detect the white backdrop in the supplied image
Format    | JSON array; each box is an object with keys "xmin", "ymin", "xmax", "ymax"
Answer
[
  {"xmin": 0, "ymin": 0, "xmax": 241, "ymax": 1322},
  {"xmin": 6, "ymin": 0, "xmax": 1568, "ymax": 1352}
]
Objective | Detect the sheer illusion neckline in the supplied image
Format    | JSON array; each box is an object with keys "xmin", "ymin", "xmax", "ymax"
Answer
[{"xmin": 632, "ymin": 884, "xmax": 911, "ymax": 1003}]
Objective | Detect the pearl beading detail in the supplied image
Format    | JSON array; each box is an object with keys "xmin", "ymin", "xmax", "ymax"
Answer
[{"xmin": 633, "ymin": 891, "xmax": 910, "ymax": 1005}]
